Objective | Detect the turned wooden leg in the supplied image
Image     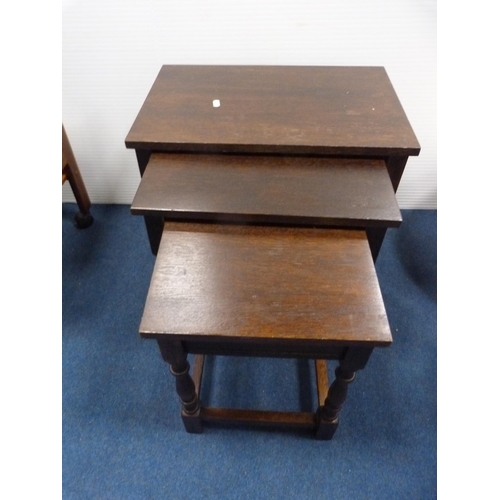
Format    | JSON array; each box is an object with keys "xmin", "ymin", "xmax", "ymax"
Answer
[
  {"xmin": 315, "ymin": 367, "xmax": 355, "ymax": 440},
  {"xmin": 157, "ymin": 340, "xmax": 203, "ymax": 433},
  {"xmin": 315, "ymin": 347, "xmax": 373, "ymax": 440}
]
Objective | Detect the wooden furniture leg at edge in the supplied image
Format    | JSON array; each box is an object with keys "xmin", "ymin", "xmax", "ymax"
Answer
[
  {"xmin": 157, "ymin": 340, "xmax": 203, "ymax": 434},
  {"xmin": 62, "ymin": 125, "xmax": 94, "ymax": 229},
  {"xmin": 315, "ymin": 347, "xmax": 373, "ymax": 440},
  {"xmin": 367, "ymin": 155, "xmax": 409, "ymax": 261},
  {"xmin": 135, "ymin": 149, "xmax": 163, "ymax": 255},
  {"xmin": 178, "ymin": 354, "xmax": 365, "ymax": 439}
]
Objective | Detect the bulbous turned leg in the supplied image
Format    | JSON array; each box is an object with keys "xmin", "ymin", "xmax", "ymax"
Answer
[
  {"xmin": 315, "ymin": 367, "xmax": 356, "ymax": 440},
  {"xmin": 315, "ymin": 347, "xmax": 373, "ymax": 440},
  {"xmin": 157, "ymin": 340, "xmax": 203, "ymax": 433}
]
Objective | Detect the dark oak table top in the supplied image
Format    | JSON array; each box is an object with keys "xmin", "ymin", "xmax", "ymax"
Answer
[
  {"xmin": 139, "ymin": 222, "xmax": 393, "ymax": 347},
  {"xmin": 125, "ymin": 65, "xmax": 420, "ymax": 156},
  {"xmin": 131, "ymin": 153, "xmax": 401, "ymax": 228}
]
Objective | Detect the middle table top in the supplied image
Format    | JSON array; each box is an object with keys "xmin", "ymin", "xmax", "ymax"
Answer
[
  {"xmin": 125, "ymin": 65, "xmax": 420, "ymax": 156},
  {"xmin": 131, "ymin": 153, "xmax": 402, "ymax": 228}
]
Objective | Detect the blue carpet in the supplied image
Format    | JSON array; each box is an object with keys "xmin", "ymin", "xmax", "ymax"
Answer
[{"xmin": 62, "ymin": 204, "xmax": 436, "ymax": 499}]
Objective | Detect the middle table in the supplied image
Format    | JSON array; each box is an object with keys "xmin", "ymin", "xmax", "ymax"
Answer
[{"xmin": 132, "ymin": 153, "xmax": 401, "ymax": 235}]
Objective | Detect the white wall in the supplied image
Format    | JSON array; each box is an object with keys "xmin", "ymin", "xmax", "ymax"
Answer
[{"xmin": 62, "ymin": 0, "xmax": 436, "ymax": 209}]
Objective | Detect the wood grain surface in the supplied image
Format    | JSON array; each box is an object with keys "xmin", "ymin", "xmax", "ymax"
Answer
[
  {"xmin": 125, "ymin": 65, "xmax": 420, "ymax": 156},
  {"xmin": 139, "ymin": 222, "xmax": 392, "ymax": 347},
  {"xmin": 131, "ymin": 153, "xmax": 402, "ymax": 228}
]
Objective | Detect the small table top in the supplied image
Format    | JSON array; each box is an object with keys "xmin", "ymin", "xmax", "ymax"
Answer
[
  {"xmin": 139, "ymin": 222, "xmax": 393, "ymax": 347},
  {"xmin": 125, "ymin": 65, "xmax": 420, "ymax": 156},
  {"xmin": 131, "ymin": 153, "xmax": 401, "ymax": 228}
]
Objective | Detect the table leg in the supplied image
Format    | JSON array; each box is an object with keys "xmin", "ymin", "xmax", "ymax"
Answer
[
  {"xmin": 385, "ymin": 155, "xmax": 409, "ymax": 192},
  {"xmin": 366, "ymin": 227, "xmax": 387, "ymax": 262},
  {"xmin": 315, "ymin": 347, "xmax": 373, "ymax": 440},
  {"xmin": 144, "ymin": 216, "xmax": 163, "ymax": 256},
  {"xmin": 62, "ymin": 126, "xmax": 94, "ymax": 228},
  {"xmin": 134, "ymin": 149, "xmax": 163, "ymax": 255},
  {"xmin": 365, "ymin": 155, "xmax": 409, "ymax": 261},
  {"xmin": 157, "ymin": 340, "xmax": 203, "ymax": 433},
  {"xmin": 315, "ymin": 367, "xmax": 355, "ymax": 440}
]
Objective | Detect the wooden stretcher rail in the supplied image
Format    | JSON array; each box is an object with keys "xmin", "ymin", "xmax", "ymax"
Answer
[{"xmin": 190, "ymin": 355, "xmax": 331, "ymax": 430}]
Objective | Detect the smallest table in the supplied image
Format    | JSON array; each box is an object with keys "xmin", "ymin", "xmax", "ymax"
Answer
[{"xmin": 139, "ymin": 221, "xmax": 392, "ymax": 439}]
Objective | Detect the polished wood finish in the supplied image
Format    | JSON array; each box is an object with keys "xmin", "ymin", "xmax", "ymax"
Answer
[
  {"xmin": 62, "ymin": 125, "xmax": 94, "ymax": 229},
  {"xmin": 125, "ymin": 66, "xmax": 420, "ymax": 157},
  {"xmin": 365, "ymin": 155, "xmax": 410, "ymax": 260},
  {"xmin": 179, "ymin": 339, "xmax": 346, "ymax": 361},
  {"xmin": 188, "ymin": 355, "xmax": 340, "ymax": 433},
  {"xmin": 135, "ymin": 149, "xmax": 152, "ymax": 177},
  {"xmin": 142, "ymin": 222, "xmax": 391, "ymax": 437},
  {"xmin": 128, "ymin": 65, "xmax": 417, "ymax": 438},
  {"xmin": 315, "ymin": 347, "xmax": 373, "ymax": 439},
  {"xmin": 192, "ymin": 354, "xmax": 205, "ymax": 396},
  {"xmin": 131, "ymin": 153, "xmax": 401, "ymax": 228},
  {"xmin": 133, "ymin": 148, "xmax": 162, "ymax": 254},
  {"xmin": 157, "ymin": 340, "xmax": 202, "ymax": 433},
  {"xmin": 315, "ymin": 360, "xmax": 329, "ymax": 407},
  {"xmin": 202, "ymin": 408, "xmax": 316, "ymax": 429},
  {"xmin": 140, "ymin": 222, "xmax": 392, "ymax": 347},
  {"xmin": 316, "ymin": 367, "xmax": 355, "ymax": 439},
  {"xmin": 126, "ymin": 66, "xmax": 419, "ymax": 257}
]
